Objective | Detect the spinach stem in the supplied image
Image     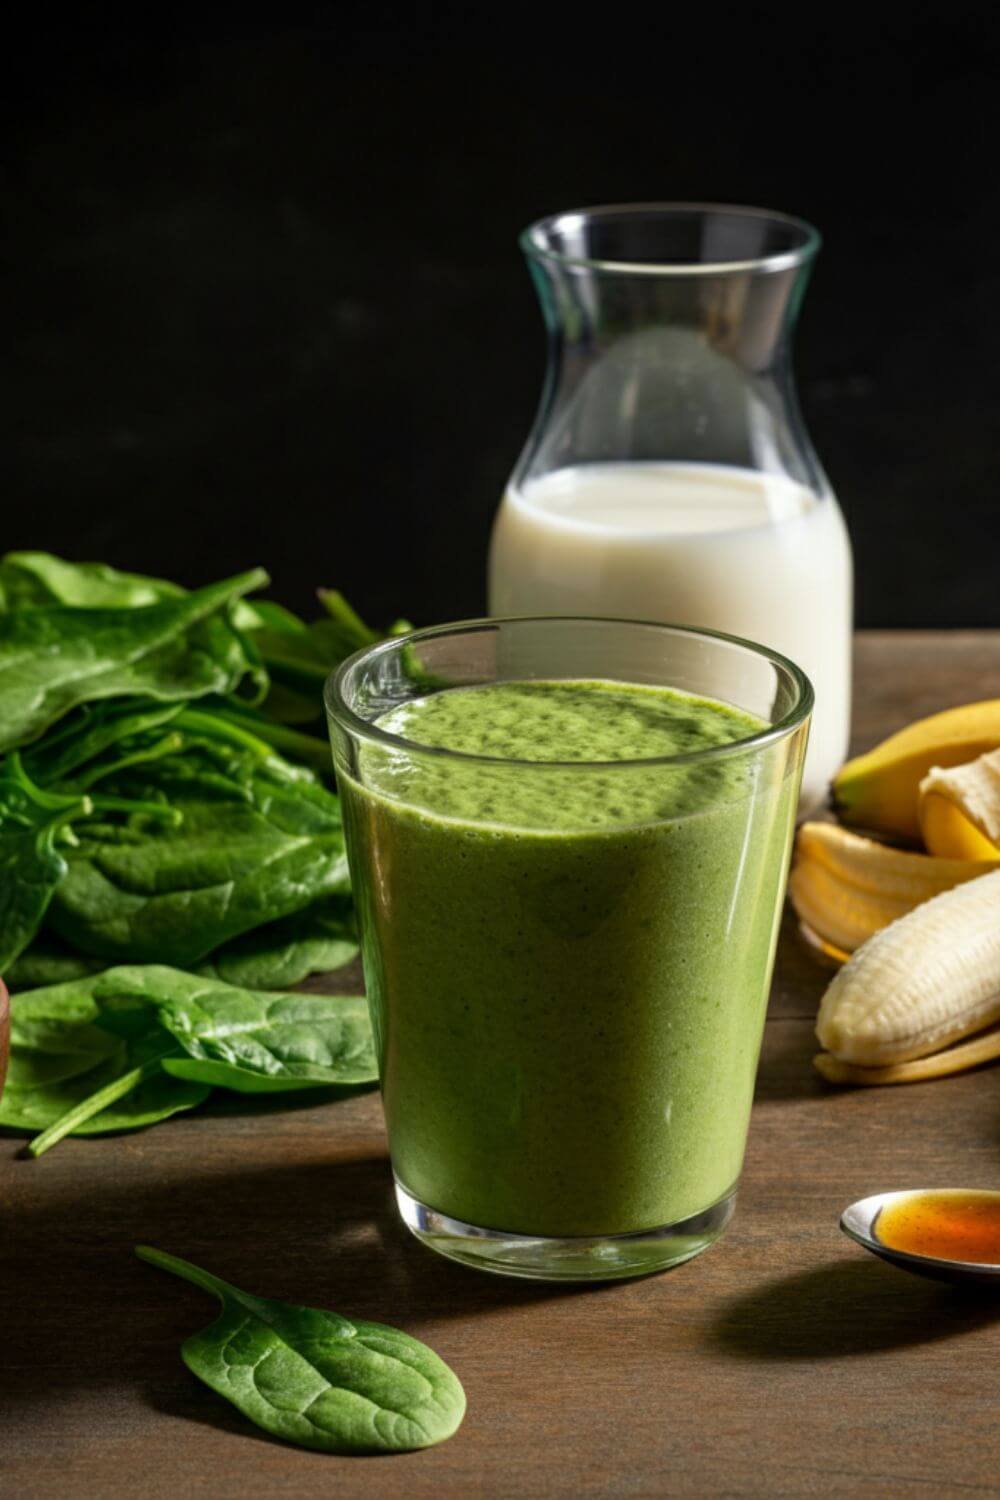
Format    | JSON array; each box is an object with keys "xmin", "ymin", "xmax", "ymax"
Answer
[
  {"xmin": 135, "ymin": 1245, "xmax": 235, "ymax": 1303},
  {"xmin": 7, "ymin": 753, "xmax": 90, "ymax": 813},
  {"xmin": 175, "ymin": 708, "xmax": 276, "ymax": 759},
  {"xmin": 316, "ymin": 588, "xmax": 377, "ymax": 642},
  {"xmin": 210, "ymin": 712, "xmax": 331, "ymax": 771},
  {"xmin": 26, "ymin": 1051, "xmax": 172, "ymax": 1157},
  {"xmin": 89, "ymin": 794, "xmax": 181, "ymax": 825},
  {"xmin": 76, "ymin": 733, "xmax": 185, "ymax": 790}
]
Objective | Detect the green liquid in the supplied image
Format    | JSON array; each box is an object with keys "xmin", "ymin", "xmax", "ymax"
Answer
[{"xmin": 341, "ymin": 679, "xmax": 797, "ymax": 1237}]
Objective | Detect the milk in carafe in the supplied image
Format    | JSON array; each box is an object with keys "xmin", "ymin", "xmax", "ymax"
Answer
[{"xmin": 490, "ymin": 462, "xmax": 851, "ymax": 809}]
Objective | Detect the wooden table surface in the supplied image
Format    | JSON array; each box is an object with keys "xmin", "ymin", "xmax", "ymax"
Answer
[{"xmin": 5, "ymin": 631, "xmax": 1000, "ymax": 1499}]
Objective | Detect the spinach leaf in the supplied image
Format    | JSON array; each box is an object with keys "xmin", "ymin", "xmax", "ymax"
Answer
[
  {"xmin": 202, "ymin": 899, "xmax": 357, "ymax": 988},
  {"xmin": 0, "ymin": 569, "xmax": 268, "ymax": 754},
  {"xmin": 233, "ymin": 599, "xmax": 308, "ymax": 635},
  {"xmin": 0, "ymin": 961, "xmax": 375, "ymax": 1151},
  {"xmin": 0, "ymin": 558, "xmax": 327, "ymax": 727},
  {"xmin": 0, "ymin": 736, "xmax": 186, "ymax": 972},
  {"xmin": 0, "ymin": 976, "xmax": 207, "ymax": 1150},
  {"xmin": 136, "ymin": 1246, "xmax": 466, "ymax": 1453},
  {"xmin": 257, "ymin": 599, "xmax": 410, "ymax": 694},
  {"xmin": 169, "ymin": 708, "xmax": 316, "ymax": 782},
  {"xmin": 94, "ymin": 965, "xmax": 375, "ymax": 1091},
  {"xmin": 0, "ymin": 756, "xmax": 94, "ymax": 971},
  {"xmin": 3, "ymin": 979, "xmax": 121, "ymax": 1086},
  {"xmin": 46, "ymin": 731, "xmax": 350, "ymax": 965},
  {"xmin": 5, "ymin": 936, "xmax": 105, "ymax": 991},
  {"xmin": 0, "ymin": 553, "xmax": 182, "ymax": 610},
  {"xmin": 22, "ymin": 700, "xmax": 187, "ymax": 787},
  {"xmin": 0, "ymin": 555, "xmax": 401, "ymax": 721},
  {"xmin": 252, "ymin": 679, "xmax": 326, "ymax": 726},
  {"xmin": 203, "ymin": 704, "xmax": 333, "ymax": 772},
  {"xmin": 3, "ymin": 1065, "xmax": 207, "ymax": 1155},
  {"xmin": 247, "ymin": 590, "xmax": 411, "ymax": 726}
]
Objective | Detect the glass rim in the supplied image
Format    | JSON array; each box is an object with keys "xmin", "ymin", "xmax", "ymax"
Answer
[
  {"xmin": 325, "ymin": 616, "xmax": 814, "ymax": 772},
  {"xmin": 520, "ymin": 202, "xmax": 822, "ymax": 277}
]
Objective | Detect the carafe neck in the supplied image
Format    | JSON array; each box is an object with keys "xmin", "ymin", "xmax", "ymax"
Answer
[{"xmin": 516, "ymin": 204, "xmax": 827, "ymax": 494}]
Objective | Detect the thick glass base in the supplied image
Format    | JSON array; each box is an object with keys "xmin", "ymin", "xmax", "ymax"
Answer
[{"xmin": 394, "ymin": 1179, "xmax": 736, "ymax": 1282}]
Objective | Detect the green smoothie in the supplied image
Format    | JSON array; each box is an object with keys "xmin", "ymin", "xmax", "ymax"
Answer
[{"xmin": 340, "ymin": 679, "xmax": 797, "ymax": 1238}]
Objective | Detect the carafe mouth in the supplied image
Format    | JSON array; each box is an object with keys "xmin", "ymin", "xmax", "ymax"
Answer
[{"xmin": 521, "ymin": 203, "xmax": 821, "ymax": 277}]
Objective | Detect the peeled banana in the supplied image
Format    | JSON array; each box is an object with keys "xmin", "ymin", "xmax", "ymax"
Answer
[
  {"xmin": 815, "ymin": 868, "xmax": 1000, "ymax": 1069},
  {"xmin": 789, "ymin": 820, "xmax": 998, "ymax": 954},
  {"xmin": 919, "ymin": 749, "xmax": 1000, "ymax": 859},
  {"xmin": 833, "ymin": 699, "xmax": 1000, "ymax": 840}
]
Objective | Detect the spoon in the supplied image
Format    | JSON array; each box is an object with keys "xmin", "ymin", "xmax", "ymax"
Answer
[{"xmin": 841, "ymin": 1189, "xmax": 1000, "ymax": 1285}]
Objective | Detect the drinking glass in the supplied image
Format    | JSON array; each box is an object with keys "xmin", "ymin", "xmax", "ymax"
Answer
[{"xmin": 326, "ymin": 618, "xmax": 811, "ymax": 1281}]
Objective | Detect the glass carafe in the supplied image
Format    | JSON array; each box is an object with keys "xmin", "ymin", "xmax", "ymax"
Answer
[{"xmin": 489, "ymin": 203, "xmax": 852, "ymax": 810}]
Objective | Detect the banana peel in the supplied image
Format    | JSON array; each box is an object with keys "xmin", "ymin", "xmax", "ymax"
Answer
[
  {"xmin": 919, "ymin": 749, "xmax": 1000, "ymax": 859},
  {"xmin": 833, "ymin": 699, "xmax": 1000, "ymax": 840},
  {"xmin": 815, "ymin": 1023, "xmax": 1000, "ymax": 1086},
  {"xmin": 789, "ymin": 820, "xmax": 998, "ymax": 955}
]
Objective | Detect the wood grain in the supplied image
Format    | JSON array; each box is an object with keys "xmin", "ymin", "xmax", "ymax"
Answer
[{"xmin": 4, "ymin": 632, "xmax": 1000, "ymax": 1499}]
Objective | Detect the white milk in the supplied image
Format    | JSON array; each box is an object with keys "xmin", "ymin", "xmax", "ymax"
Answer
[{"xmin": 489, "ymin": 463, "xmax": 852, "ymax": 811}]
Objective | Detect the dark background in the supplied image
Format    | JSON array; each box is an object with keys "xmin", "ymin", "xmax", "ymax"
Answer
[{"xmin": 6, "ymin": 8, "xmax": 1000, "ymax": 629}]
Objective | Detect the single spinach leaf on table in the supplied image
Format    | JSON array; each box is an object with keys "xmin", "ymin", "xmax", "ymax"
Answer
[
  {"xmin": 46, "ymin": 732, "xmax": 350, "ymax": 966},
  {"xmin": 0, "ymin": 568, "xmax": 268, "ymax": 755},
  {"xmin": 136, "ymin": 1246, "xmax": 466, "ymax": 1453},
  {"xmin": 201, "ymin": 899, "xmax": 358, "ymax": 989},
  {"xmin": 94, "ymin": 965, "xmax": 375, "ymax": 1091}
]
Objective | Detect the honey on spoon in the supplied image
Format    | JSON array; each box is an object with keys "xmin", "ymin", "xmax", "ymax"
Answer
[{"xmin": 841, "ymin": 1189, "xmax": 1000, "ymax": 1283}]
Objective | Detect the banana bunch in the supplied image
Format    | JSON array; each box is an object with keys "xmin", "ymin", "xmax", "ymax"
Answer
[{"xmin": 795, "ymin": 699, "xmax": 1000, "ymax": 1085}]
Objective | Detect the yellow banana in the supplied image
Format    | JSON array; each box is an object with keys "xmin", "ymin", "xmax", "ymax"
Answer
[
  {"xmin": 815, "ymin": 868, "xmax": 1000, "ymax": 1067},
  {"xmin": 919, "ymin": 749, "xmax": 1000, "ymax": 859},
  {"xmin": 832, "ymin": 699, "xmax": 1000, "ymax": 840},
  {"xmin": 789, "ymin": 821, "xmax": 998, "ymax": 953}
]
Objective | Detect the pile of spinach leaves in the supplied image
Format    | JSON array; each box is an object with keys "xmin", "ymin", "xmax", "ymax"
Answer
[{"xmin": 0, "ymin": 551, "xmax": 407, "ymax": 988}]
